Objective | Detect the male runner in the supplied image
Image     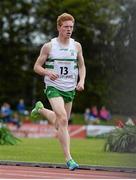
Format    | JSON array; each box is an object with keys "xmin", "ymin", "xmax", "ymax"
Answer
[{"xmin": 31, "ymin": 13, "xmax": 86, "ymax": 170}]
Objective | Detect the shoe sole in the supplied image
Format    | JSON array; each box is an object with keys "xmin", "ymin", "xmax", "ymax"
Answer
[{"xmin": 69, "ymin": 165, "xmax": 79, "ymax": 171}]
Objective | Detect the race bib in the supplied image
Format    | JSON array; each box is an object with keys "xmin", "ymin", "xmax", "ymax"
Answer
[{"xmin": 54, "ymin": 60, "xmax": 74, "ymax": 78}]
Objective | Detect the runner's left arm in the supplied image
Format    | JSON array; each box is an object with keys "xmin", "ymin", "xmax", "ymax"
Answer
[{"xmin": 76, "ymin": 42, "xmax": 86, "ymax": 91}]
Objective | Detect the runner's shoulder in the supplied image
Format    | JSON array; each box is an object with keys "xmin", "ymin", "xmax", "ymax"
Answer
[
  {"xmin": 75, "ymin": 41, "xmax": 82, "ymax": 51},
  {"xmin": 42, "ymin": 42, "xmax": 52, "ymax": 53}
]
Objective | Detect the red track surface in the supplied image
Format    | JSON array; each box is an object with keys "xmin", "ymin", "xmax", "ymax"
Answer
[{"xmin": 0, "ymin": 165, "xmax": 136, "ymax": 179}]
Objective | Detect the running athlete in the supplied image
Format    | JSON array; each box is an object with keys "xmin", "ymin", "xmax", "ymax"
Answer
[{"xmin": 31, "ymin": 13, "xmax": 86, "ymax": 170}]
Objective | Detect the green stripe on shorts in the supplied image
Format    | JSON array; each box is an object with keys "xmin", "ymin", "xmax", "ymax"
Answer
[{"xmin": 44, "ymin": 86, "xmax": 75, "ymax": 103}]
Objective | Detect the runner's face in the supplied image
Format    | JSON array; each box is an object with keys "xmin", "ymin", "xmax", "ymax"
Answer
[{"xmin": 58, "ymin": 20, "xmax": 74, "ymax": 38}]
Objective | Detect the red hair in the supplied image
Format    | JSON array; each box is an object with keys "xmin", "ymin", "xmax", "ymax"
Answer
[{"xmin": 57, "ymin": 13, "xmax": 75, "ymax": 26}]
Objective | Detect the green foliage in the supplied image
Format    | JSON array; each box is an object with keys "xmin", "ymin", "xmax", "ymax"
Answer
[
  {"xmin": 104, "ymin": 125, "xmax": 136, "ymax": 153},
  {"xmin": 0, "ymin": 123, "xmax": 20, "ymax": 145}
]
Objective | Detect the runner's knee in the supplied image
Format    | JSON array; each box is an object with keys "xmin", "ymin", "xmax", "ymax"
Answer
[{"xmin": 57, "ymin": 113, "xmax": 68, "ymax": 127}]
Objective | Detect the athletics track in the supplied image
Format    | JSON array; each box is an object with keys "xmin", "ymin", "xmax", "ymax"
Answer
[{"xmin": 0, "ymin": 161, "xmax": 136, "ymax": 179}]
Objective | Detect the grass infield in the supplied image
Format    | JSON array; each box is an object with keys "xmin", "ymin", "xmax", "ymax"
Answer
[{"xmin": 0, "ymin": 138, "xmax": 136, "ymax": 168}]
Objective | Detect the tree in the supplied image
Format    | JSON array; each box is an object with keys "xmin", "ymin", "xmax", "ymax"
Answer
[
  {"xmin": 0, "ymin": 0, "xmax": 132, "ymax": 114},
  {"xmin": 108, "ymin": 0, "xmax": 136, "ymax": 115},
  {"xmin": 0, "ymin": 0, "xmax": 39, "ymax": 105}
]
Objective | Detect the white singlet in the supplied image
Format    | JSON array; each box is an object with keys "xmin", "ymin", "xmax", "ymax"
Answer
[{"xmin": 44, "ymin": 38, "xmax": 78, "ymax": 91}]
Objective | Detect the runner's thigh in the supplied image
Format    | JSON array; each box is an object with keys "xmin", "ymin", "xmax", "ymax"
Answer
[{"xmin": 49, "ymin": 97, "xmax": 67, "ymax": 117}]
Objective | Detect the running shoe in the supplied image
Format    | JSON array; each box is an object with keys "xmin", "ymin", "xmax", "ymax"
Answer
[
  {"xmin": 30, "ymin": 101, "xmax": 44, "ymax": 120},
  {"xmin": 66, "ymin": 159, "xmax": 79, "ymax": 171}
]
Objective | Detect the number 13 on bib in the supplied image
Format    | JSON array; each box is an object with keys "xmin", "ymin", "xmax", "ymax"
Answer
[{"xmin": 54, "ymin": 60, "xmax": 75, "ymax": 79}]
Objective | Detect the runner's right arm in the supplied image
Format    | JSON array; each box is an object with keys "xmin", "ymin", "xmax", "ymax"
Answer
[{"xmin": 34, "ymin": 43, "xmax": 58, "ymax": 80}]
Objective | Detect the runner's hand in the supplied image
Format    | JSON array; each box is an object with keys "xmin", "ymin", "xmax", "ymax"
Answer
[
  {"xmin": 46, "ymin": 69, "xmax": 59, "ymax": 81},
  {"xmin": 76, "ymin": 81, "xmax": 84, "ymax": 91}
]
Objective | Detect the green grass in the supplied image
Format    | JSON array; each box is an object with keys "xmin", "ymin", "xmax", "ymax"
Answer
[{"xmin": 0, "ymin": 138, "xmax": 136, "ymax": 168}]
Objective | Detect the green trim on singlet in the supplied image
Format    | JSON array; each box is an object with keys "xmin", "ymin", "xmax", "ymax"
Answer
[
  {"xmin": 45, "ymin": 65, "xmax": 54, "ymax": 69},
  {"xmin": 45, "ymin": 64, "xmax": 78, "ymax": 69},
  {"xmin": 46, "ymin": 58, "xmax": 77, "ymax": 62}
]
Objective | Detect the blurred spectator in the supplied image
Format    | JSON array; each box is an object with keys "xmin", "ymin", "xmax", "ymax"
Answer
[
  {"xmin": 0, "ymin": 102, "xmax": 12, "ymax": 123},
  {"xmin": 84, "ymin": 107, "xmax": 99, "ymax": 125},
  {"xmin": 17, "ymin": 99, "xmax": 28, "ymax": 115},
  {"xmin": 90, "ymin": 106, "xmax": 99, "ymax": 118},
  {"xmin": 84, "ymin": 108, "xmax": 91, "ymax": 123},
  {"xmin": 0, "ymin": 102, "xmax": 21, "ymax": 128},
  {"xmin": 11, "ymin": 112, "xmax": 21, "ymax": 128},
  {"xmin": 99, "ymin": 106, "xmax": 111, "ymax": 121}
]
